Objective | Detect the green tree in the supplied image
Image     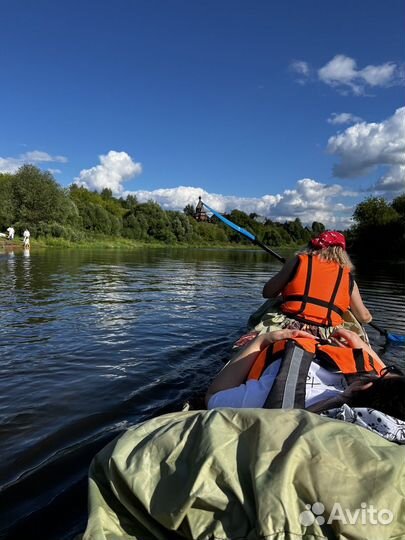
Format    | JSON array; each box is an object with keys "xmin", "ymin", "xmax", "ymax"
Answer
[
  {"xmin": 283, "ymin": 218, "xmax": 311, "ymax": 243},
  {"xmin": 311, "ymin": 221, "xmax": 325, "ymax": 235},
  {"xmin": 183, "ymin": 204, "xmax": 195, "ymax": 217},
  {"xmin": 13, "ymin": 165, "xmax": 74, "ymax": 228},
  {"xmin": 353, "ymin": 197, "xmax": 399, "ymax": 227},
  {"xmin": 392, "ymin": 194, "xmax": 405, "ymax": 217},
  {"xmin": 349, "ymin": 195, "xmax": 404, "ymax": 257},
  {"xmin": 0, "ymin": 173, "xmax": 15, "ymax": 230},
  {"xmin": 101, "ymin": 187, "xmax": 113, "ymax": 200},
  {"xmin": 123, "ymin": 194, "xmax": 138, "ymax": 210}
]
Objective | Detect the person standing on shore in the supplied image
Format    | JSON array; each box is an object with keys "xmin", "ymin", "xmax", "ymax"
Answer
[
  {"xmin": 6, "ymin": 226, "xmax": 15, "ymax": 240},
  {"xmin": 23, "ymin": 229, "xmax": 30, "ymax": 248}
]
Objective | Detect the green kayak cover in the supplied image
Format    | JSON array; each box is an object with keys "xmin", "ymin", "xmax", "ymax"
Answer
[{"xmin": 81, "ymin": 409, "xmax": 405, "ymax": 540}]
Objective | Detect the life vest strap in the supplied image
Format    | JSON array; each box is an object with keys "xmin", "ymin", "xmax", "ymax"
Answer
[
  {"xmin": 263, "ymin": 341, "xmax": 314, "ymax": 409},
  {"xmin": 327, "ymin": 266, "xmax": 344, "ymax": 326},
  {"xmin": 282, "ymin": 295, "xmax": 345, "ymax": 317}
]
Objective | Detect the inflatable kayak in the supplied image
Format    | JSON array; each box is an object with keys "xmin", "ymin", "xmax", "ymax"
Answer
[
  {"xmin": 80, "ymin": 408, "xmax": 405, "ymax": 540},
  {"xmin": 78, "ymin": 303, "xmax": 405, "ymax": 540}
]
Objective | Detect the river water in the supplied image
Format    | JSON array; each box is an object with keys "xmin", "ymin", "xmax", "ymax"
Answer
[{"xmin": 0, "ymin": 247, "xmax": 404, "ymax": 540}]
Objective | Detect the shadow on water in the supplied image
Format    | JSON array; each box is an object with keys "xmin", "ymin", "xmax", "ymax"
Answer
[{"xmin": 0, "ymin": 247, "xmax": 404, "ymax": 539}]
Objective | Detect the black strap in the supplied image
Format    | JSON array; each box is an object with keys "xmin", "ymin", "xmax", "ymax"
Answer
[
  {"xmin": 263, "ymin": 341, "xmax": 314, "ymax": 409},
  {"xmin": 282, "ymin": 295, "xmax": 345, "ymax": 316},
  {"xmin": 296, "ymin": 254, "xmax": 312, "ymax": 316},
  {"xmin": 353, "ymin": 348, "xmax": 365, "ymax": 372},
  {"xmin": 326, "ymin": 266, "xmax": 344, "ymax": 326}
]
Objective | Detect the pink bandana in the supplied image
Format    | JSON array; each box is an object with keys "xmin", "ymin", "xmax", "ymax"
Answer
[{"xmin": 311, "ymin": 231, "xmax": 346, "ymax": 250}]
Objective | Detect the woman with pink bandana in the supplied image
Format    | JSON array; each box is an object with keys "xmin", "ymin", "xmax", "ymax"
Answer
[{"xmin": 261, "ymin": 231, "xmax": 372, "ymax": 338}]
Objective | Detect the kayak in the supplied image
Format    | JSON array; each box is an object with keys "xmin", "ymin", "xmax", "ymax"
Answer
[
  {"xmin": 80, "ymin": 408, "xmax": 405, "ymax": 540},
  {"xmin": 80, "ymin": 305, "xmax": 405, "ymax": 540}
]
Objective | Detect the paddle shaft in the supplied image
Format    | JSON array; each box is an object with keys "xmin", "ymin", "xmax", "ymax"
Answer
[
  {"xmin": 202, "ymin": 201, "xmax": 286, "ymax": 264},
  {"xmin": 254, "ymin": 238, "xmax": 286, "ymax": 263},
  {"xmin": 367, "ymin": 321, "xmax": 404, "ymax": 343},
  {"xmin": 368, "ymin": 321, "xmax": 388, "ymax": 336}
]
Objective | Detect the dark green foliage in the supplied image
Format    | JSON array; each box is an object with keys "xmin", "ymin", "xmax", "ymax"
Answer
[
  {"xmin": 391, "ymin": 194, "xmax": 405, "ymax": 217},
  {"xmin": 183, "ymin": 204, "xmax": 195, "ymax": 217},
  {"xmin": 353, "ymin": 197, "xmax": 399, "ymax": 227},
  {"xmin": 0, "ymin": 173, "xmax": 15, "ymax": 230},
  {"xmin": 13, "ymin": 165, "xmax": 75, "ymax": 227},
  {"xmin": 0, "ymin": 165, "xmax": 332, "ymax": 248},
  {"xmin": 283, "ymin": 218, "xmax": 311, "ymax": 244},
  {"xmin": 311, "ymin": 221, "xmax": 325, "ymax": 235},
  {"xmin": 349, "ymin": 194, "xmax": 405, "ymax": 257}
]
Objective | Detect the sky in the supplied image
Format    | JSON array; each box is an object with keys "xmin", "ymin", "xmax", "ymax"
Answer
[{"xmin": 0, "ymin": 0, "xmax": 404, "ymax": 229}]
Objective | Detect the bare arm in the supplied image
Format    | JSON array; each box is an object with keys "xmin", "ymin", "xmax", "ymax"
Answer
[
  {"xmin": 331, "ymin": 327, "xmax": 383, "ymax": 367},
  {"xmin": 350, "ymin": 281, "xmax": 372, "ymax": 323},
  {"xmin": 205, "ymin": 329, "xmax": 315, "ymax": 406},
  {"xmin": 262, "ymin": 256, "xmax": 298, "ymax": 298}
]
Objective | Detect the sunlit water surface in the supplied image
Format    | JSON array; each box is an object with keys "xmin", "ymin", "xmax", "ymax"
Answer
[{"xmin": 0, "ymin": 247, "xmax": 404, "ymax": 539}]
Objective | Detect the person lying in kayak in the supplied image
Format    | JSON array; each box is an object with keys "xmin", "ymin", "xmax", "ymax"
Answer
[
  {"xmin": 261, "ymin": 231, "xmax": 371, "ymax": 338},
  {"xmin": 205, "ymin": 328, "xmax": 405, "ymax": 421}
]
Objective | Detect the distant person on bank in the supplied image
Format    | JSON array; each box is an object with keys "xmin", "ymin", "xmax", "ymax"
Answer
[
  {"xmin": 261, "ymin": 231, "xmax": 372, "ymax": 338},
  {"xmin": 23, "ymin": 229, "xmax": 30, "ymax": 248},
  {"xmin": 6, "ymin": 226, "xmax": 15, "ymax": 240}
]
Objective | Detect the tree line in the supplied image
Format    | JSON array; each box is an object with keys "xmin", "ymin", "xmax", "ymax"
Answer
[{"xmin": 0, "ymin": 165, "xmax": 404, "ymax": 256}]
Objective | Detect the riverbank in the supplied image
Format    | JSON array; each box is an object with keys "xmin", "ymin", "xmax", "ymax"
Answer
[{"xmin": 1, "ymin": 235, "xmax": 302, "ymax": 251}]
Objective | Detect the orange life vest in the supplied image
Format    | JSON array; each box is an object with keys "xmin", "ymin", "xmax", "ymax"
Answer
[
  {"xmin": 281, "ymin": 254, "xmax": 352, "ymax": 326},
  {"xmin": 247, "ymin": 337, "xmax": 385, "ymax": 381}
]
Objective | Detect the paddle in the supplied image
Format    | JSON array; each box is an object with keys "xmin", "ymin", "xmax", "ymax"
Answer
[
  {"xmin": 202, "ymin": 201, "xmax": 286, "ymax": 263},
  {"xmin": 368, "ymin": 321, "xmax": 405, "ymax": 344},
  {"xmin": 202, "ymin": 200, "xmax": 405, "ymax": 345}
]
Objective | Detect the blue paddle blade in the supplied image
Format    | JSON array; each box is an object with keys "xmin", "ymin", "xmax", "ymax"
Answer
[{"xmin": 387, "ymin": 333, "xmax": 405, "ymax": 344}]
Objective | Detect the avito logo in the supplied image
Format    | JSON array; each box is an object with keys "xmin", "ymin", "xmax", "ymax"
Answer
[{"xmin": 299, "ymin": 502, "xmax": 393, "ymax": 526}]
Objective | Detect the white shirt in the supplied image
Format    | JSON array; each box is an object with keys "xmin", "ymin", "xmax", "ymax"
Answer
[
  {"xmin": 23, "ymin": 230, "xmax": 30, "ymax": 238},
  {"xmin": 207, "ymin": 360, "xmax": 347, "ymax": 410}
]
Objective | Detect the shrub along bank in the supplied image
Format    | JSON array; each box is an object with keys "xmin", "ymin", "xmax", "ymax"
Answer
[{"xmin": 1, "ymin": 165, "xmax": 404, "ymax": 257}]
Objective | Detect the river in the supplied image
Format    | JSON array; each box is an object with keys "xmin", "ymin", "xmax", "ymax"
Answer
[{"xmin": 0, "ymin": 247, "xmax": 404, "ymax": 539}]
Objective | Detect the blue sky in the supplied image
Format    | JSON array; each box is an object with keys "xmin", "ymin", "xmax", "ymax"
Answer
[{"xmin": 1, "ymin": 0, "xmax": 404, "ymax": 228}]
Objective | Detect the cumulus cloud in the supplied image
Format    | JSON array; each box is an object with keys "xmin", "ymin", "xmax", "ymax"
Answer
[
  {"xmin": 327, "ymin": 112, "xmax": 363, "ymax": 125},
  {"xmin": 0, "ymin": 150, "xmax": 68, "ymax": 173},
  {"xmin": 289, "ymin": 60, "xmax": 311, "ymax": 84},
  {"xmin": 318, "ymin": 55, "xmax": 398, "ymax": 95},
  {"xmin": 127, "ymin": 178, "xmax": 355, "ymax": 229},
  {"xmin": 327, "ymin": 107, "xmax": 405, "ymax": 179},
  {"xmin": 74, "ymin": 151, "xmax": 142, "ymax": 195},
  {"xmin": 369, "ymin": 165, "xmax": 405, "ymax": 194}
]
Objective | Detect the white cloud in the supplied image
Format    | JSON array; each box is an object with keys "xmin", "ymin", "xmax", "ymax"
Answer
[
  {"xmin": 327, "ymin": 107, "xmax": 405, "ymax": 179},
  {"xmin": 23, "ymin": 151, "xmax": 67, "ymax": 163},
  {"xmin": 327, "ymin": 112, "xmax": 363, "ymax": 125},
  {"xmin": 289, "ymin": 60, "xmax": 311, "ymax": 84},
  {"xmin": 290, "ymin": 60, "xmax": 310, "ymax": 76},
  {"xmin": 370, "ymin": 165, "xmax": 405, "ymax": 194},
  {"xmin": 0, "ymin": 150, "xmax": 68, "ymax": 173},
  {"xmin": 318, "ymin": 55, "xmax": 398, "ymax": 95},
  {"xmin": 128, "ymin": 178, "xmax": 355, "ymax": 229},
  {"xmin": 74, "ymin": 151, "xmax": 142, "ymax": 195}
]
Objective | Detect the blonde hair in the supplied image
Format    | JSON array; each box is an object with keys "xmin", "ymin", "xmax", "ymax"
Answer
[{"xmin": 299, "ymin": 245, "xmax": 354, "ymax": 270}]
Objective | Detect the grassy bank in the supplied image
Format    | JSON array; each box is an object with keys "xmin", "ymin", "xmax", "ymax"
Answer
[{"xmin": 1, "ymin": 235, "xmax": 301, "ymax": 251}]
